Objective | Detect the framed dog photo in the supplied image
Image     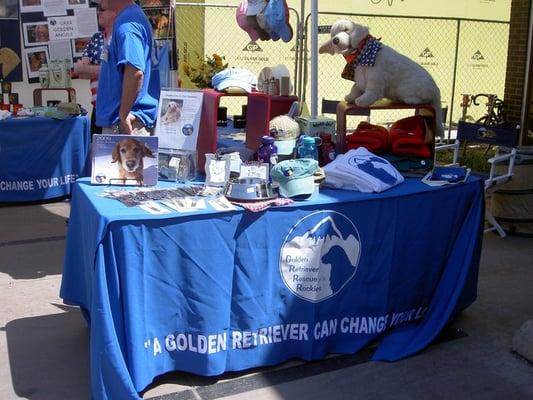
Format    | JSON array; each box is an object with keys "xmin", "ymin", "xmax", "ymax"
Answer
[
  {"xmin": 23, "ymin": 22, "xmax": 50, "ymax": 47},
  {"xmin": 24, "ymin": 46, "xmax": 49, "ymax": 79},
  {"xmin": 155, "ymin": 88, "xmax": 203, "ymax": 151},
  {"xmin": 91, "ymin": 135, "xmax": 159, "ymax": 186},
  {"xmin": 71, "ymin": 37, "xmax": 91, "ymax": 57},
  {"xmin": 19, "ymin": 0, "xmax": 43, "ymax": 13}
]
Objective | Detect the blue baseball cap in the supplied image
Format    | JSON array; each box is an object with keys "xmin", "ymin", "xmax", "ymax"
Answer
[
  {"xmin": 271, "ymin": 158, "xmax": 318, "ymax": 198},
  {"xmin": 264, "ymin": 0, "xmax": 293, "ymax": 43},
  {"xmin": 211, "ymin": 68, "xmax": 258, "ymax": 93}
]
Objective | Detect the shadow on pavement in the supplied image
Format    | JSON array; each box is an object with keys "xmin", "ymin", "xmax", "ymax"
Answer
[{"xmin": 3, "ymin": 304, "xmax": 90, "ymax": 400}]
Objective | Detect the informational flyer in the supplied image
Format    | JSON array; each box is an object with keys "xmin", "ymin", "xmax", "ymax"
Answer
[
  {"xmin": 42, "ymin": 0, "xmax": 67, "ymax": 17},
  {"xmin": 74, "ymin": 7, "xmax": 98, "ymax": 37},
  {"xmin": 155, "ymin": 89, "xmax": 203, "ymax": 151},
  {"xmin": 48, "ymin": 40, "xmax": 72, "ymax": 63}
]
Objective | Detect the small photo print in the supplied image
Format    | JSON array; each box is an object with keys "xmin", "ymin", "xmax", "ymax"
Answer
[
  {"xmin": 140, "ymin": 0, "xmax": 170, "ymax": 7},
  {"xmin": 0, "ymin": 0, "xmax": 18, "ymax": 18},
  {"xmin": 145, "ymin": 8, "xmax": 170, "ymax": 39},
  {"xmin": 159, "ymin": 98, "xmax": 183, "ymax": 125},
  {"xmin": 66, "ymin": 0, "xmax": 88, "ymax": 8},
  {"xmin": 9, "ymin": 93, "xmax": 19, "ymax": 105},
  {"xmin": 19, "ymin": 0, "xmax": 42, "ymax": 13},
  {"xmin": 23, "ymin": 22, "xmax": 50, "ymax": 46},
  {"xmin": 72, "ymin": 37, "xmax": 90, "ymax": 57},
  {"xmin": 2, "ymin": 82, "xmax": 12, "ymax": 94},
  {"xmin": 24, "ymin": 46, "xmax": 49, "ymax": 79}
]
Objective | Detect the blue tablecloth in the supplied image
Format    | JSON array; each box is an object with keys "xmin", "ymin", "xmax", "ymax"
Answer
[
  {"xmin": 0, "ymin": 116, "xmax": 90, "ymax": 202},
  {"xmin": 60, "ymin": 177, "xmax": 484, "ymax": 400}
]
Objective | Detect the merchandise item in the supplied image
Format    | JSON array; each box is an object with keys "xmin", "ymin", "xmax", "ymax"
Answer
[
  {"xmin": 422, "ymin": 166, "xmax": 470, "ymax": 187},
  {"xmin": 257, "ymin": 135, "xmax": 278, "ymax": 167},
  {"xmin": 236, "ymin": 0, "xmax": 260, "ymax": 41},
  {"xmin": 38, "ymin": 63, "xmax": 49, "ymax": 88},
  {"xmin": 269, "ymin": 114, "xmax": 300, "ymax": 155},
  {"xmin": 324, "ymin": 148, "xmax": 404, "ymax": 193},
  {"xmin": 264, "ymin": 0, "xmax": 293, "ymax": 42},
  {"xmin": 96, "ymin": 4, "xmax": 160, "ymax": 128},
  {"xmin": 211, "ymin": 68, "xmax": 258, "ymax": 93},
  {"xmin": 319, "ymin": 132, "xmax": 336, "ymax": 166},
  {"xmin": 297, "ymin": 135, "xmax": 319, "ymax": 160},
  {"xmin": 271, "ymin": 158, "xmax": 319, "ymax": 198},
  {"xmin": 389, "ymin": 115, "xmax": 431, "ymax": 159},
  {"xmin": 346, "ymin": 121, "xmax": 389, "ymax": 154},
  {"xmin": 246, "ymin": 0, "xmax": 267, "ymax": 15}
]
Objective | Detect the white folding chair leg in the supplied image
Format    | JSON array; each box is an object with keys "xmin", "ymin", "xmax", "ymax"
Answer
[{"xmin": 485, "ymin": 209, "xmax": 507, "ymax": 238}]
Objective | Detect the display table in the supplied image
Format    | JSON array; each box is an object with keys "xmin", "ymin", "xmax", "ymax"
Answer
[
  {"xmin": 60, "ymin": 177, "xmax": 484, "ymax": 400},
  {"xmin": 0, "ymin": 116, "xmax": 90, "ymax": 202}
]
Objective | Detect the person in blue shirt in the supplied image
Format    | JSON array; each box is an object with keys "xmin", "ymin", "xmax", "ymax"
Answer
[{"xmin": 96, "ymin": 0, "xmax": 160, "ymax": 135}]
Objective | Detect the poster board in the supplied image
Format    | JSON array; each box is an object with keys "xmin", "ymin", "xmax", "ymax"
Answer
[
  {"xmin": 19, "ymin": 0, "xmax": 98, "ymax": 83},
  {"xmin": 91, "ymin": 135, "xmax": 159, "ymax": 186},
  {"xmin": 155, "ymin": 88, "xmax": 203, "ymax": 151}
]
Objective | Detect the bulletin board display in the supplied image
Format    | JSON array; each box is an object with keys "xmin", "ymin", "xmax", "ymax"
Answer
[
  {"xmin": 19, "ymin": 0, "xmax": 98, "ymax": 83},
  {"xmin": 0, "ymin": 0, "xmax": 23, "ymax": 82}
]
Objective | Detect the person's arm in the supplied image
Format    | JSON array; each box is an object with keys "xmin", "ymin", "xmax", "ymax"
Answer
[
  {"xmin": 119, "ymin": 64, "xmax": 144, "ymax": 134},
  {"xmin": 73, "ymin": 63, "xmax": 101, "ymax": 79}
]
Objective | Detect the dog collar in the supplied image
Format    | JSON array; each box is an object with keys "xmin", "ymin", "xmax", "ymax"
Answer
[{"xmin": 341, "ymin": 35, "xmax": 382, "ymax": 81}]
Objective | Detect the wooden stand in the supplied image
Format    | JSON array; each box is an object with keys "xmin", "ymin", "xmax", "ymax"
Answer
[{"xmin": 33, "ymin": 88, "xmax": 77, "ymax": 106}]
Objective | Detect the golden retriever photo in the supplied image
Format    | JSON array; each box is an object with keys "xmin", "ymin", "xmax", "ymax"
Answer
[
  {"xmin": 111, "ymin": 138, "xmax": 156, "ymax": 185},
  {"xmin": 161, "ymin": 100, "xmax": 182, "ymax": 124}
]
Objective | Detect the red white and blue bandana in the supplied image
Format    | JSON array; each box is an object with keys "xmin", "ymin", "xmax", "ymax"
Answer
[{"xmin": 341, "ymin": 35, "xmax": 382, "ymax": 81}]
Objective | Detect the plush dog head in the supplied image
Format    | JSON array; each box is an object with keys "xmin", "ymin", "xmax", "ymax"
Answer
[
  {"xmin": 319, "ymin": 19, "xmax": 369, "ymax": 55},
  {"xmin": 111, "ymin": 138, "xmax": 155, "ymax": 174}
]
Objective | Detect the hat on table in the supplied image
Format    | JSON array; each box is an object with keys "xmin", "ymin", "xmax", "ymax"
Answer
[
  {"xmin": 236, "ymin": 0, "xmax": 260, "ymax": 42},
  {"xmin": 269, "ymin": 115, "xmax": 300, "ymax": 155},
  {"xmin": 271, "ymin": 158, "xmax": 318, "ymax": 198},
  {"xmin": 264, "ymin": 0, "xmax": 293, "ymax": 43},
  {"xmin": 211, "ymin": 68, "xmax": 258, "ymax": 93}
]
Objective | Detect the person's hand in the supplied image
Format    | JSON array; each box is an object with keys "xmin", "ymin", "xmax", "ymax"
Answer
[{"xmin": 120, "ymin": 113, "xmax": 136, "ymax": 134}]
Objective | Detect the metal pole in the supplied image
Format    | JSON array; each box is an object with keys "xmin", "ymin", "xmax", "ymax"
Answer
[
  {"xmin": 447, "ymin": 19, "xmax": 461, "ymax": 141},
  {"xmin": 310, "ymin": 0, "xmax": 318, "ymax": 117},
  {"xmin": 519, "ymin": 0, "xmax": 533, "ymax": 145},
  {"xmin": 296, "ymin": 0, "xmax": 306, "ymax": 101}
]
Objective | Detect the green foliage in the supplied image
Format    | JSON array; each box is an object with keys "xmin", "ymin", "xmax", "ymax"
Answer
[{"xmin": 435, "ymin": 144, "xmax": 497, "ymax": 172}]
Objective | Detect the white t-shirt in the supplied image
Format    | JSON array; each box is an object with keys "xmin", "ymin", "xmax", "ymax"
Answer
[{"xmin": 324, "ymin": 148, "xmax": 404, "ymax": 192}]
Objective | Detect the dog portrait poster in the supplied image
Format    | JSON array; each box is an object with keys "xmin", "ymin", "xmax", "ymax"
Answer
[
  {"xmin": 91, "ymin": 135, "xmax": 159, "ymax": 186},
  {"xmin": 19, "ymin": 0, "xmax": 42, "ymax": 13},
  {"xmin": 155, "ymin": 88, "xmax": 203, "ymax": 151},
  {"xmin": 24, "ymin": 46, "xmax": 48, "ymax": 78},
  {"xmin": 23, "ymin": 22, "xmax": 50, "ymax": 46}
]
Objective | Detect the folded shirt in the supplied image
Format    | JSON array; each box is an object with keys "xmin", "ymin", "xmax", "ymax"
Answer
[{"xmin": 324, "ymin": 148, "xmax": 404, "ymax": 193}]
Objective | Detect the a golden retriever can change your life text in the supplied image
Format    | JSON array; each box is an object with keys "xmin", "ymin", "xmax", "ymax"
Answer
[{"xmin": 111, "ymin": 138, "xmax": 155, "ymax": 185}]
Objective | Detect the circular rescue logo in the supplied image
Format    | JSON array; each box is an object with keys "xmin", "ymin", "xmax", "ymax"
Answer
[{"xmin": 279, "ymin": 210, "xmax": 361, "ymax": 303}]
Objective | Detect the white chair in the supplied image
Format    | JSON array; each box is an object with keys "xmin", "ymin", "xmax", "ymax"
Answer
[{"xmin": 435, "ymin": 120, "xmax": 519, "ymax": 237}]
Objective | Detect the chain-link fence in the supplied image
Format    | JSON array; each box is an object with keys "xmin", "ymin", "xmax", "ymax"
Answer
[
  {"xmin": 302, "ymin": 13, "xmax": 510, "ymax": 139},
  {"xmin": 172, "ymin": 5, "xmax": 509, "ymax": 140},
  {"xmin": 174, "ymin": 2, "xmax": 300, "ymax": 117}
]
